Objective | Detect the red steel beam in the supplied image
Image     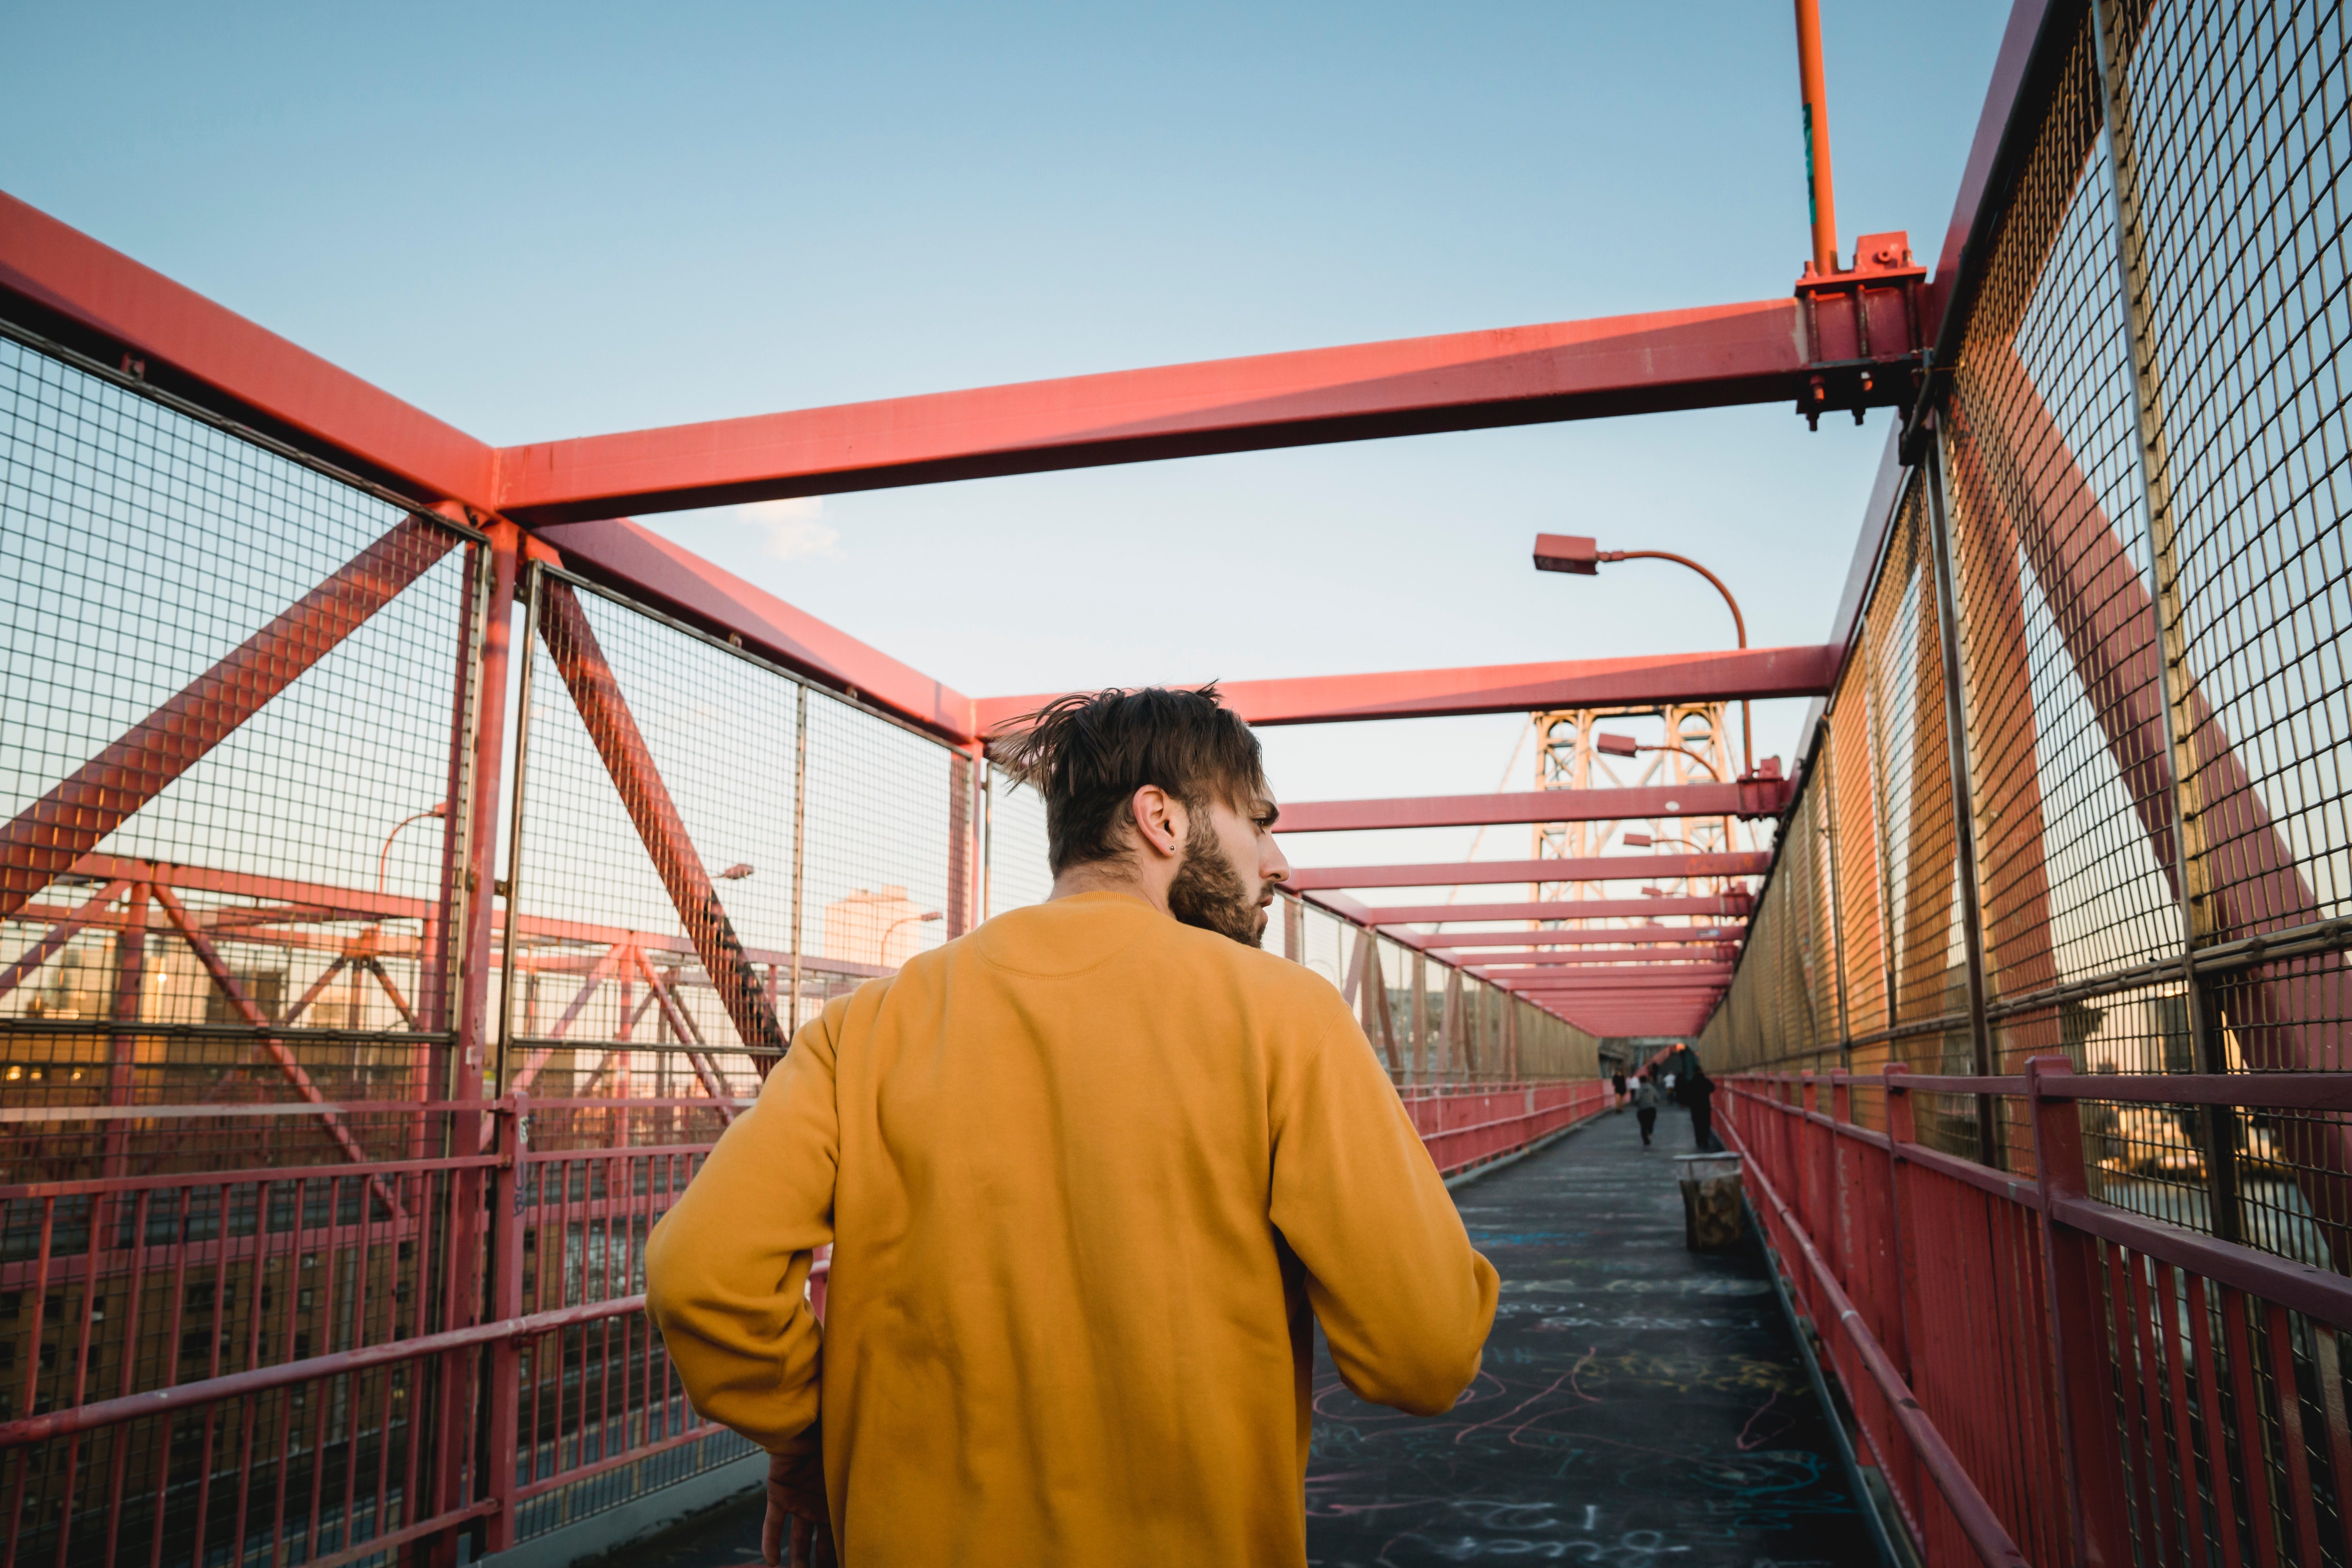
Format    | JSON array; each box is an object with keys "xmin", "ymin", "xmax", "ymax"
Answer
[
  {"xmin": 0, "ymin": 194, "xmax": 499, "ymax": 506},
  {"xmin": 534, "ymin": 518, "xmax": 977, "ymax": 743},
  {"xmin": 1286, "ymin": 852, "xmax": 1769, "ymax": 892},
  {"xmin": 0, "ymin": 516, "xmax": 459, "ymax": 922},
  {"xmin": 1354, "ymin": 897, "xmax": 1754, "ymax": 924},
  {"xmin": 1486, "ymin": 977, "xmax": 1730, "ymax": 991},
  {"xmin": 1451, "ymin": 951, "xmax": 1736, "ymax": 968},
  {"xmin": 1276, "ymin": 780, "xmax": 1791, "ymax": 833},
  {"xmin": 1417, "ymin": 928, "xmax": 1741, "ymax": 948},
  {"xmin": 535, "ymin": 581, "xmax": 786, "ymax": 1059},
  {"xmin": 493, "ymin": 299, "xmax": 1847, "ymax": 524},
  {"xmin": 978, "ymin": 646, "xmax": 1835, "ymax": 735}
]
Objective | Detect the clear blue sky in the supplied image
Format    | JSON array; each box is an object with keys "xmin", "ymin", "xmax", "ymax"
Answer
[{"xmin": 4, "ymin": 0, "xmax": 2012, "ymax": 882}]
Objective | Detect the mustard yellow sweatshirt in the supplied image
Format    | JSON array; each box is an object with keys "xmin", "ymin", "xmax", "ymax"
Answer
[{"xmin": 643, "ymin": 891, "xmax": 1498, "ymax": 1566}]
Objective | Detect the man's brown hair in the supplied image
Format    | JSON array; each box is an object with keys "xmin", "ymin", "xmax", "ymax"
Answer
[{"xmin": 992, "ymin": 685, "xmax": 1271, "ymax": 875}]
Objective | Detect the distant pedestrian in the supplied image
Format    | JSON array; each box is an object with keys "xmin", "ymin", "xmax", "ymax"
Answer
[
  {"xmin": 1633, "ymin": 1074, "xmax": 1658, "ymax": 1148},
  {"xmin": 1612, "ymin": 1069, "xmax": 1628, "ymax": 1111},
  {"xmin": 1684, "ymin": 1059, "xmax": 1719, "ymax": 1152}
]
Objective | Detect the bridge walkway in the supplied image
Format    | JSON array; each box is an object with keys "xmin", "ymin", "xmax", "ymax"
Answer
[
  {"xmin": 582, "ymin": 1103, "xmax": 1880, "ymax": 1568},
  {"xmin": 1304, "ymin": 1102, "xmax": 1878, "ymax": 1568}
]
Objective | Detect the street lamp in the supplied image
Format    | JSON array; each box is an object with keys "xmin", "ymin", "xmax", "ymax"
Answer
[
  {"xmin": 1534, "ymin": 534, "xmax": 1755, "ymax": 777},
  {"xmin": 377, "ymin": 804, "xmax": 449, "ymax": 897},
  {"xmin": 880, "ymin": 909, "xmax": 944, "ymax": 964},
  {"xmin": 717, "ymin": 864, "xmax": 755, "ymax": 880},
  {"xmin": 1593, "ymin": 732, "xmax": 1721, "ymax": 780},
  {"xmin": 1621, "ymin": 833, "xmax": 1735, "ymax": 898}
]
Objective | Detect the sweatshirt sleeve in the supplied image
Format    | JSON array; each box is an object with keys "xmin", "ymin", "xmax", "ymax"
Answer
[
  {"xmin": 643, "ymin": 999, "xmax": 845, "ymax": 1454},
  {"xmin": 1267, "ymin": 1008, "xmax": 1499, "ymax": 1417}
]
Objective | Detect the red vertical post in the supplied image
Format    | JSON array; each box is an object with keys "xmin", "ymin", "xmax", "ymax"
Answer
[
  {"xmin": 414, "ymin": 538, "xmax": 480, "ymax": 1165},
  {"xmin": 481, "ymin": 1091, "xmax": 529, "ymax": 1552},
  {"xmin": 2026, "ymin": 1053, "xmax": 2132, "ymax": 1566},
  {"xmin": 1882, "ymin": 1063, "xmax": 1924, "ymax": 1508},
  {"xmin": 1792, "ymin": 0, "xmax": 1840, "ymax": 276},
  {"xmin": 946, "ymin": 746, "xmax": 975, "ymax": 938},
  {"xmin": 1828, "ymin": 1071, "xmax": 1852, "ymax": 1292},
  {"xmin": 421, "ymin": 519, "xmax": 517, "ymax": 1568},
  {"xmin": 422, "ymin": 537, "xmax": 480, "ymax": 1040},
  {"xmin": 103, "ymin": 881, "xmax": 151, "ymax": 1179}
]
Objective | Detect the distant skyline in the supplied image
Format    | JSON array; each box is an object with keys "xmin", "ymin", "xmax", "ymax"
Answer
[{"xmin": 2, "ymin": 0, "xmax": 2012, "ymax": 878}]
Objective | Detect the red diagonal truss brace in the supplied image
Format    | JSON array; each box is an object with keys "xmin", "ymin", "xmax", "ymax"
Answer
[
  {"xmin": 534, "ymin": 579, "xmax": 785, "ymax": 1063},
  {"xmin": 0, "ymin": 516, "xmax": 457, "ymax": 922}
]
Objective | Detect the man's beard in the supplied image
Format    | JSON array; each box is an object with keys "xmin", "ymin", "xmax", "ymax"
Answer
[{"xmin": 1167, "ymin": 821, "xmax": 1266, "ymax": 947}]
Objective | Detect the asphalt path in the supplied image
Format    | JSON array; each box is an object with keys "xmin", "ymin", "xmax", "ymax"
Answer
[
  {"xmin": 1305, "ymin": 1101, "xmax": 1878, "ymax": 1568},
  {"xmin": 572, "ymin": 1103, "xmax": 1877, "ymax": 1568}
]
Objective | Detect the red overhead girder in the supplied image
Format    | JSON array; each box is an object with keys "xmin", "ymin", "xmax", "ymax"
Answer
[
  {"xmin": 1417, "ymin": 928, "xmax": 1740, "ymax": 948},
  {"xmin": 1276, "ymin": 780, "xmax": 1791, "ymax": 833},
  {"xmin": 1484, "ymin": 973, "xmax": 1729, "ymax": 989},
  {"xmin": 1352, "ymin": 896, "xmax": 1753, "ymax": 924},
  {"xmin": 0, "ymin": 192, "xmax": 498, "ymax": 506},
  {"xmin": 1449, "ymin": 950, "xmax": 1737, "ymax": 967},
  {"xmin": 1286, "ymin": 851, "xmax": 1769, "ymax": 892},
  {"xmin": 492, "ymin": 300, "xmax": 1892, "ymax": 524},
  {"xmin": 977, "ymin": 646, "xmax": 1834, "ymax": 736},
  {"xmin": 1, "ymin": 193, "xmax": 1919, "ymax": 533}
]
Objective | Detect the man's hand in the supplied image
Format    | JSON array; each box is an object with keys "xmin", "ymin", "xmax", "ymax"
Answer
[{"xmin": 759, "ymin": 1447, "xmax": 834, "ymax": 1568}]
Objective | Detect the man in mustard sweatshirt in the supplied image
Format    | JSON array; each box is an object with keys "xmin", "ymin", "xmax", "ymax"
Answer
[{"xmin": 644, "ymin": 685, "xmax": 1499, "ymax": 1566}]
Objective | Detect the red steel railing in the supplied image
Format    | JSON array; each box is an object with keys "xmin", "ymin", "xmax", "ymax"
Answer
[
  {"xmin": 1722, "ymin": 1059, "xmax": 2352, "ymax": 1568},
  {"xmin": 0, "ymin": 1079, "xmax": 1608, "ymax": 1568},
  {"xmin": 1408, "ymin": 1081, "xmax": 1611, "ymax": 1176}
]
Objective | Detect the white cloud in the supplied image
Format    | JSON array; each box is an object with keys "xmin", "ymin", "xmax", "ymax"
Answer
[{"xmin": 738, "ymin": 497, "xmax": 844, "ymax": 561}]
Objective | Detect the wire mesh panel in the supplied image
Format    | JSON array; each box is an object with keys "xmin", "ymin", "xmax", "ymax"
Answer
[
  {"xmin": 2113, "ymin": 0, "xmax": 2352, "ymax": 947},
  {"xmin": 505, "ymin": 571, "xmax": 798, "ymax": 1104},
  {"xmin": 0, "ymin": 328, "xmax": 494, "ymax": 1568},
  {"xmin": 0, "ymin": 335, "xmax": 479, "ymax": 1136},
  {"xmin": 1828, "ymin": 686, "xmax": 1890, "ymax": 1046},
  {"xmin": 984, "ymin": 766, "xmax": 1053, "ymax": 917},
  {"xmin": 797, "ymin": 688, "xmax": 957, "ymax": 1016},
  {"xmin": 1944, "ymin": 17, "xmax": 2183, "ymax": 1014}
]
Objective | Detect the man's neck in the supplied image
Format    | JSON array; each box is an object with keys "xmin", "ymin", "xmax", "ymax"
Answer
[{"xmin": 1049, "ymin": 858, "xmax": 1171, "ymax": 915}]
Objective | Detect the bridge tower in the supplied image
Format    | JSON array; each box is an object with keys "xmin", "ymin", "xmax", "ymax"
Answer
[{"xmin": 1530, "ymin": 702, "xmax": 1745, "ymax": 911}]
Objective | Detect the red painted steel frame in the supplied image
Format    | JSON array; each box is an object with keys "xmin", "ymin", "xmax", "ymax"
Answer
[
  {"xmin": 1459, "ymin": 952, "xmax": 1735, "ymax": 969},
  {"xmin": 1719, "ymin": 1059, "xmax": 2352, "ymax": 1568},
  {"xmin": 1276, "ymin": 780, "xmax": 1792, "ymax": 833},
  {"xmin": 1286, "ymin": 851, "xmax": 1770, "ymax": 891},
  {"xmin": 492, "ymin": 301, "xmax": 1877, "ymax": 523},
  {"xmin": 0, "ymin": 192, "xmax": 497, "ymax": 506},
  {"xmin": 1357, "ymin": 896, "xmax": 1755, "ymax": 924},
  {"xmin": 976, "ymin": 645, "xmax": 1836, "ymax": 735},
  {"xmin": 536, "ymin": 518, "xmax": 977, "ymax": 742},
  {"xmin": 1421, "ymin": 929, "xmax": 1742, "ymax": 948}
]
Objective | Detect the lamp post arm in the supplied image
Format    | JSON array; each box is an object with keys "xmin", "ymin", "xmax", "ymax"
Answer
[
  {"xmin": 1600, "ymin": 550, "xmax": 1754, "ymax": 777},
  {"xmin": 1597, "ymin": 550, "xmax": 1747, "ymax": 648}
]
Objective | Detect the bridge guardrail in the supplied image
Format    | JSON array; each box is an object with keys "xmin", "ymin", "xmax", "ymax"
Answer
[{"xmin": 1726, "ymin": 1062, "xmax": 2352, "ymax": 1568}]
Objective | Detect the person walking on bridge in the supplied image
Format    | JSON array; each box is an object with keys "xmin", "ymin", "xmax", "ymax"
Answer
[
  {"xmin": 645, "ymin": 686, "xmax": 1499, "ymax": 1568},
  {"xmin": 1678, "ymin": 1045, "xmax": 1720, "ymax": 1152},
  {"xmin": 1633, "ymin": 1071, "xmax": 1659, "ymax": 1147}
]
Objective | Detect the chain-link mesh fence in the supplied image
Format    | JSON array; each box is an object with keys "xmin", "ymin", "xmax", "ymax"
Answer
[{"xmin": 1703, "ymin": 0, "xmax": 2352, "ymax": 1286}]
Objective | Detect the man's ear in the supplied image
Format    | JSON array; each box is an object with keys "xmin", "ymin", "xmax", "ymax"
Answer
[{"xmin": 1129, "ymin": 784, "xmax": 1185, "ymax": 860}]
